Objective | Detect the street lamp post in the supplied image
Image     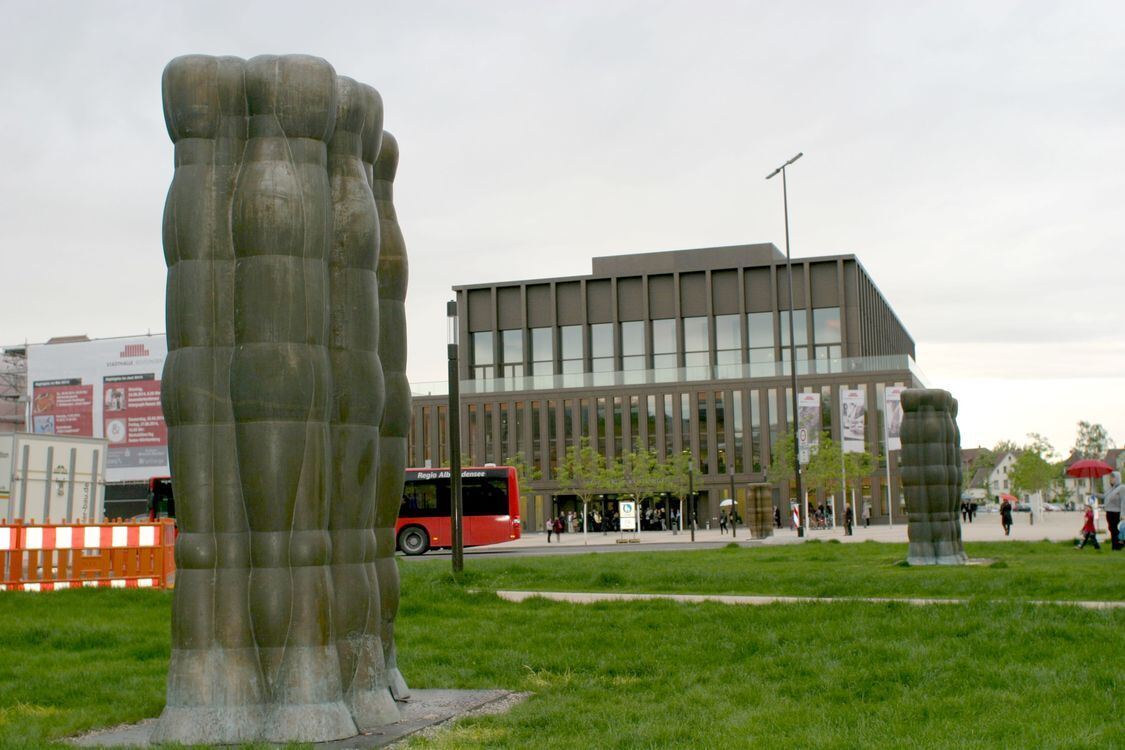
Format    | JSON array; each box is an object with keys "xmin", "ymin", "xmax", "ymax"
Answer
[
  {"xmin": 447, "ymin": 300, "xmax": 464, "ymax": 573},
  {"xmin": 767, "ymin": 152, "xmax": 805, "ymax": 538}
]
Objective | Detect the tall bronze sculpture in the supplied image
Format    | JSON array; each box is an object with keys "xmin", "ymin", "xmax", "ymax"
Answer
[
  {"xmin": 154, "ymin": 54, "xmax": 410, "ymax": 745},
  {"xmin": 900, "ymin": 389, "xmax": 967, "ymax": 566}
]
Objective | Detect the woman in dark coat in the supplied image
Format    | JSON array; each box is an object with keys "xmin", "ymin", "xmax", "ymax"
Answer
[{"xmin": 999, "ymin": 498, "xmax": 1013, "ymax": 536}]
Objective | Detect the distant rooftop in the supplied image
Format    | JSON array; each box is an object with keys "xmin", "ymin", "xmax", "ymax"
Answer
[{"xmin": 590, "ymin": 243, "xmax": 787, "ymax": 276}]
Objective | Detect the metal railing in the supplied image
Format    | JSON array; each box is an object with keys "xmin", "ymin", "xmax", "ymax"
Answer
[{"xmin": 412, "ymin": 354, "xmax": 926, "ymax": 397}]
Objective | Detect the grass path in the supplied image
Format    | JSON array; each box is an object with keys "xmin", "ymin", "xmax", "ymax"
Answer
[{"xmin": 0, "ymin": 540, "xmax": 1120, "ymax": 748}]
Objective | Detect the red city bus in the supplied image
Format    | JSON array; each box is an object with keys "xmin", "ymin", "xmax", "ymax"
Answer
[{"xmin": 397, "ymin": 466, "xmax": 521, "ymax": 555}]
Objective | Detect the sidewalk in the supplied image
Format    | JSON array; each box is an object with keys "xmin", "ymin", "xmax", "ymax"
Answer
[{"xmin": 514, "ymin": 510, "xmax": 1087, "ymax": 550}]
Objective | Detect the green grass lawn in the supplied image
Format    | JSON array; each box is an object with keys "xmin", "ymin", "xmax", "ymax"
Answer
[{"xmin": 0, "ymin": 542, "xmax": 1121, "ymax": 749}]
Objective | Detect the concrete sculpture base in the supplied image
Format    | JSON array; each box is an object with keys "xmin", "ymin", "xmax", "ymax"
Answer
[{"xmin": 72, "ymin": 690, "xmax": 526, "ymax": 749}]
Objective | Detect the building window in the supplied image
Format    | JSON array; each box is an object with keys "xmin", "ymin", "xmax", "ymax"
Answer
[
  {"xmin": 501, "ymin": 329, "xmax": 523, "ymax": 378},
  {"xmin": 715, "ymin": 314, "xmax": 740, "ymax": 365},
  {"xmin": 779, "ymin": 310, "xmax": 809, "ymax": 374},
  {"xmin": 652, "ymin": 319, "xmax": 676, "ymax": 370},
  {"xmin": 747, "ymin": 312, "xmax": 776, "ymax": 367},
  {"xmin": 471, "ymin": 331, "xmax": 494, "ymax": 379},
  {"xmin": 621, "ymin": 320, "xmax": 645, "ymax": 370},
  {"xmin": 561, "ymin": 325, "xmax": 582, "ymax": 374},
  {"xmin": 683, "ymin": 317, "xmax": 709, "ymax": 367},
  {"xmin": 664, "ymin": 394, "xmax": 674, "ymax": 458},
  {"xmin": 597, "ymin": 397, "xmax": 607, "ymax": 456},
  {"xmin": 484, "ymin": 402, "xmax": 495, "ymax": 461},
  {"xmin": 591, "ymin": 323, "xmax": 613, "ymax": 372},
  {"xmin": 697, "ymin": 392, "xmax": 710, "ymax": 473},
  {"xmin": 530, "ymin": 327, "xmax": 553, "ymax": 376},
  {"xmin": 813, "ymin": 307, "xmax": 842, "ymax": 367},
  {"xmin": 714, "ymin": 391, "xmax": 727, "ymax": 474},
  {"xmin": 613, "ymin": 396, "xmax": 624, "ymax": 458},
  {"xmin": 547, "ymin": 400, "xmax": 558, "ymax": 478},
  {"xmin": 647, "ymin": 395, "xmax": 657, "ymax": 454},
  {"xmin": 732, "ymin": 391, "xmax": 743, "ymax": 473},
  {"xmin": 749, "ymin": 389, "xmax": 761, "ymax": 473}
]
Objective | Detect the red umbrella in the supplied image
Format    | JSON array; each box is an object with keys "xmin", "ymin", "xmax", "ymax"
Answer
[
  {"xmin": 1066, "ymin": 459, "xmax": 1114, "ymax": 479},
  {"xmin": 999, "ymin": 493, "xmax": 1018, "ymax": 502}
]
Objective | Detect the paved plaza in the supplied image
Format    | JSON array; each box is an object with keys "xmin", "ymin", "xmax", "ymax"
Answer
[{"xmin": 505, "ymin": 509, "xmax": 1094, "ymax": 551}]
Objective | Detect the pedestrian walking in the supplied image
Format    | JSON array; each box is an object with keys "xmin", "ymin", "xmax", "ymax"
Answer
[
  {"xmin": 1075, "ymin": 502, "xmax": 1101, "ymax": 550},
  {"xmin": 862, "ymin": 501, "xmax": 871, "ymax": 528},
  {"xmin": 968, "ymin": 501, "xmax": 977, "ymax": 523},
  {"xmin": 1093, "ymin": 471, "xmax": 1124, "ymax": 551},
  {"xmin": 773, "ymin": 506, "xmax": 781, "ymax": 529},
  {"xmin": 546, "ymin": 517, "xmax": 555, "ymax": 543},
  {"xmin": 844, "ymin": 503, "xmax": 854, "ymax": 536},
  {"xmin": 960, "ymin": 501, "xmax": 968, "ymax": 522},
  {"xmin": 719, "ymin": 510, "xmax": 729, "ymax": 535},
  {"xmin": 1000, "ymin": 497, "xmax": 1013, "ymax": 536}
]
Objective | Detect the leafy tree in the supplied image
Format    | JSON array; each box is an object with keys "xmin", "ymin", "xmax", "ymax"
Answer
[
  {"xmin": 1024, "ymin": 433, "xmax": 1056, "ymax": 461},
  {"xmin": 803, "ymin": 433, "xmax": 843, "ymax": 500},
  {"xmin": 664, "ymin": 451, "xmax": 702, "ymax": 528},
  {"xmin": 842, "ymin": 447, "xmax": 880, "ymax": 509},
  {"xmin": 992, "ymin": 439, "xmax": 1021, "ymax": 455},
  {"xmin": 766, "ymin": 429, "xmax": 799, "ymax": 490},
  {"xmin": 1073, "ymin": 421, "xmax": 1114, "ymax": 458},
  {"xmin": 555, "ymin": 438, "xmax": 611, "ymax": 532},
  {"xmin": 503, "ymin": 451, "xmax": 541, "ymax": 486},
  {"xmin": 1010, "ymin": 451, "xmax": 1058, "ymax": 499}
]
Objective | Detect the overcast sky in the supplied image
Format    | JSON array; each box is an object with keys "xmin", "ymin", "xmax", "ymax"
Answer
[{"xmin": 1, "ymin": 0, "xmax": 1121, "ymax": 456}]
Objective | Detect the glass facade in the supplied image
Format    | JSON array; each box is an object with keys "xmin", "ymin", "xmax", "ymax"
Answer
[
  {"xmin": 471, "ymin": 331, "xmax": 494, "ymax": 379},
  {"xmin": 715, "ymin": 314, "xmax": 740, "ymax": 365},
  {"xmin": 531, "ymin": 327, "xmax": 553, "ymax": 375},
  {"xmin": 621, "ymin": 320, "xmax": 645, "ymax": 370},
  {"xmin": 591, "ymin": 323, "xmax": 613, "ymax": 372},
  {"xmin": 501, "ymin": 329, "xmax": 523, "ymax": 377},
  {"xmin": 747, "ymin": 312, "xmax": 775, "ymax": 365},
  {"xmin": 683, "ymin": 317, "xmax": 709, "ymax": 367},
  {"xmin": 561, "ymin": 325, "xmax": 582, "ymax": 374},
  {"xmin": 653, "ymin": 319, "xmax": 676, "ymax": 370},
  {"xmin": 813, "ymin": 307, "xmax": 842, "ymax": 366},
  {"xmin": 714, "ymin": 391, "xmax": 726, "ymax": 474},
  {"xmin": 420, "ymin": 252, "xmax": 917, "ymax": 525},
  {"xmin": 732, "ymin": 390, "xmax": 743, "ymax": 473},
  {"xmin": 779, "ymin": 310, "xmax": 808, "ymax": 373}
]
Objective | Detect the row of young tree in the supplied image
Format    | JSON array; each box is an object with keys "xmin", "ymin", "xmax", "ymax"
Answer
[
  {"xmin": 496, "ymin": 419, "xmax": 1114, "ymax": 516},
  {"xmin": 505, "ymin": 431, "xmax": 882, "ymax": 520},
  {"xmin": 506, "ymin": 438, "xmax": 703, "ymax": 525}
]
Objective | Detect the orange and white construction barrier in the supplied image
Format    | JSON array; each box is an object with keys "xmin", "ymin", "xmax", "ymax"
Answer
[{"xmin": 0, "ymin": 519, "xmax": 176, "ymax": 591}]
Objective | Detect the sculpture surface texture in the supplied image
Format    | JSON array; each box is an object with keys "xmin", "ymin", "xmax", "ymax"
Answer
[
  {"xmin": 900, "ymin": 388, "xmax": 967, "ymax": 566},
  {"xmin": 155, "ymin": 54, "xmax": 410, "ymax": 745}
]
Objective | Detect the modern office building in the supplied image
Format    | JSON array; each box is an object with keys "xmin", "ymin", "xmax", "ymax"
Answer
[{"xmin": 408, "ymin": 243, "xmax": 926, "ymax": 532}]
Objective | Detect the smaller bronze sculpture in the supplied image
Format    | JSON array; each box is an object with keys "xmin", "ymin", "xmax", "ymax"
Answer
[{"xmin": 900, "ymin": 389, "xmax": 967, "ymax": 565}]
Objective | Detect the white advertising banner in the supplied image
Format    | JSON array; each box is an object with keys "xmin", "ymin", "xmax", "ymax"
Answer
[
  {"xmin": 619, "ymin": 499, "xmax": 637, "ymax": 531},
  {"xmin": 27, "ymin": 335, "xmax": 168, "ymax": 483},
  {"xmin": 797, "ymin": 392, "xmax": 821, "ymax": 465},
  {"xmin": 840, "ymin": 388, "xmax": 867, "ymax": 454},
  {"xmin": 884, "ymin": 386, "xmax": 905, "ymax": 452}
]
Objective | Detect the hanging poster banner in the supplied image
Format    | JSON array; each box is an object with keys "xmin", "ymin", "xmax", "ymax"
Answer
[
  {"xmin": 31, "ymin": 378, "xmax": 94, "ymax": 436},
  {"xmin": 884, "ymin": 386, "xmax": 905, "ymax": 452},
  {"xmin": 797, "ymin": 392, "xmax": 821, "ymax": 464},
  {"xmin": 840, "ymin": 388, "xmax": 866, "ymax": 454},
  {"xmin": 27, "ymin": 335, "xmax": 168, "ymax": 483}
]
